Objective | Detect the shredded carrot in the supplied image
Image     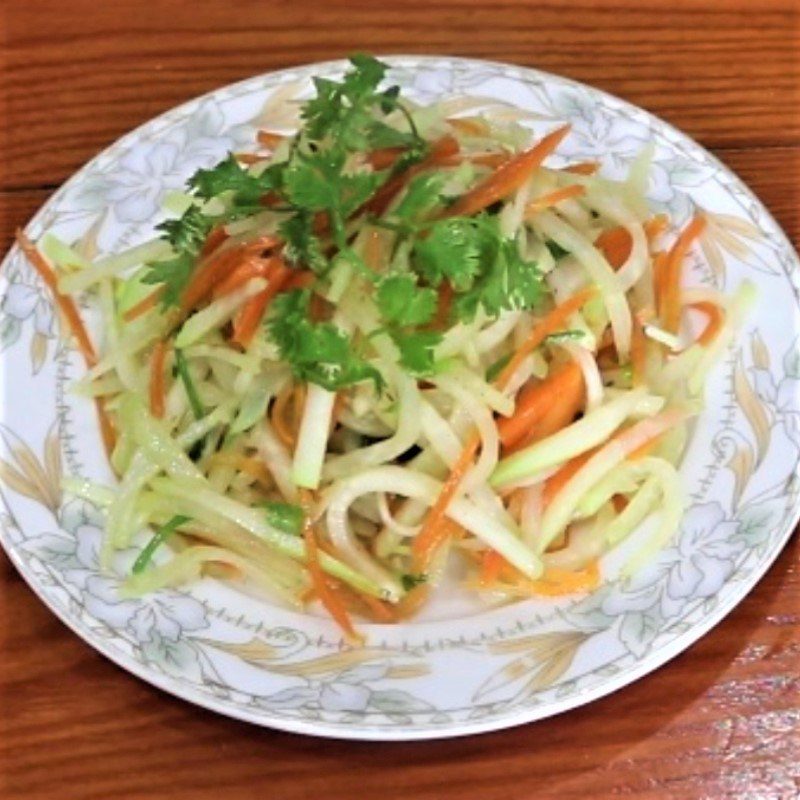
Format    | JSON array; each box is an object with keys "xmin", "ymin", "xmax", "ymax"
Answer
[
  {"xmin": 542, "ymin": 448, "xmax": 599, "ymax": 508},
  {"xmin": 661, "ymin": 215, "xmax": 707, "ymax": 334},
  {"xmin": 412, "ymin": 286, "xmax": 596, "ymax": 571},
  {"xmin": 497, "ymin": 286, "xmax": 596, "ymax": 389},
  {"xmin": 612, "ymin": 494, "xmax": 629, "ymax": 514},
  {"xmin": 15, "ymin": 231, "xmax": 116, "ymax": 457},
  {"xmin": 363, "ymin": 228, "xmax": 385, "ymax": 271},
  {"xmin": 122, "ymin": 286, "xmax": 164, "ymax": 322},
  {"xmin": 594, "ymin": 214, "xmax": 670, "ymax": 269},
  {"xmin": 234, "ymin": 153, "xmax": 269, "ymax": 165},
  {"xmin": 181, "ymin": 235, "xmax": 280, "ymax": 314},
  {"xmin": 525, "ymin": 184, "xmax": 585, "ymax": 216},
  {"xmin": 524, "ymin": 561, "xmax": 600, "ymax": 596},
  {"xmin": 284, "ymin": 270, "xmax": 316, "ymax": 290},
  {"xmin": 442, "ymin": 124, "xmax": 571, "ymax": 219},
  {"xmin": 256, "ymin": 130, "xmax": 286, "ymax": 149},
  {"xmin": 200, "ymin": 225, "xmax": 229, "ymax": 258},
  {"xmin": 431, "ymin": 281, "xmax": 454, "ymax": 329},
  {"xmin": 411, "ymin": 434, "xmax": 480, "ymax": 571},
  {"xmin": 300, "ymin": 489, "xmax": 363, "ymax": 645},
  {"xmin": 230, "ymin": 258, "xmax": 292, "ymax": 348},
  {"xmin": 479, "ymin": 549, "xmax": 505, "ymax": 587},
  {"xmin": 561, "ymin": 161, "xmax": 600, "ymax": 176},
  {"xmin": 689, "ymin": 300, "xmax": 725, "ymax": 347},
  {"xmin": 149, "ymin": 340, "xmax": 169, "ymax": 419},
  {"xmin": 212, "ymin": 258, "xmax": 270, "ymax": 298},
  {"xmin": 363, "ymin": 134, "xmax": 460, "ymax": 217},
  {"xmin": 366, "ymin": 147, "xmax": 405, "ymax": 170},
  {"xmin": 447, "ymin": 116, "xmax": 491, "ymax": 137},
  {"xmin": 498, "ymin": 360, "xmax": 584, "ymax": 450},
  {"xmin": 291, "ymin": 382, "xmax": 307, "ymax": 436},
  {"xmin": 393, "ymin": 585, "xmax": 431, "ymax": 620},
  {"xmin": 271, "ymin": 382, "xmax": 297, "ymax": 449}
]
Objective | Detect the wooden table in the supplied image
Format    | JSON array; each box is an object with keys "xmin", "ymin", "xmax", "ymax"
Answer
[{"xmin": 1, "ymin": 1, "xmax": 799, "ymax": 797}]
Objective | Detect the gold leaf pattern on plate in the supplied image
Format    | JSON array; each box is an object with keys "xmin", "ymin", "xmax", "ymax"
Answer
[
  {"xmin": 750, "ymin": 330, "xmax": 770, "ymax": 371},
  {"xmin": 475, "ymin": 631, "xmax": 588, "ymax": 702},
  {"xmin": 734, "ymin": 353, "xmax": 771, "ymax": 465},
  {"xmin": 0, "ymin": 425, "xmax": 62, "ymax": 513},
  {"xmin": 727, "ymin": 443, "xmax": 755, "ymax": 508},
  {"xmin": 30, "ymin": 331, "xmax": 48, "ymax": 374}
]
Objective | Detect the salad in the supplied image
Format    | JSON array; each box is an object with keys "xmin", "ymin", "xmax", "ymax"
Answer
[{"xmin": 15, "ymin": 55, "xmax": 753, "ymax": 643}]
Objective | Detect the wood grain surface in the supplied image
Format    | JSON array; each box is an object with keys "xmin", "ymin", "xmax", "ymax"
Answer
[{"xmin": 1, "ymin": 1, "xmax": 798, "ymax": 798}]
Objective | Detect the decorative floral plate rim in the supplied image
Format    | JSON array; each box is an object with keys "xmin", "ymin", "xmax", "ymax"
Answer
[{"xmin": 1, "ymin": 55, "xmax": 799, "ymax": 740}]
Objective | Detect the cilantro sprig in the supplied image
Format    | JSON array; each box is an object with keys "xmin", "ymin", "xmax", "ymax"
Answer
[{"xmin": 267, "ymin": 289, "xmax": 383, "ymax": 391}]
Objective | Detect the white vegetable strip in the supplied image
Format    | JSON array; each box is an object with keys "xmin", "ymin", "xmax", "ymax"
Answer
[
  {"xmin": 323, "ymin": 370, "xmax": 421, "ymax": 480},
  {"xmin": 433, "ymin": 373, "xmax": 499, "ymax": 493},
  {"xmin": 326, "ymin": 466, "xmax": 542, "ymax": 580},
  {"xmin": 292, "ymin": 384, "xmax": 336, "ymax": 489},
  {"xmin": 540, "ymin": 409, "xmax": 690, "ymax": 551},
  {"xmin": 175, "ymin": 278, "xmax": 267, "ymax": 348},
  {"xmin": 252, "ymin": 421, "xmax": 299, "ymax": 502},
  {"xmin": 59, "ymin": 238, "xmax": 172, "ymax": 293},
  {"xmin": 534, "ymin": 210, "xmax": 632, "ymax": 358},
  {"xmin": 561, "ymin": 341, "xmax": 603, "ymax": 412}
]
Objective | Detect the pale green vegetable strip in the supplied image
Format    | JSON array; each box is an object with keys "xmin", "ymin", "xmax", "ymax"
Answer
[
  {"xmin": 292, "ymin": 383, "xmax": 336, "ymax": 489},
  {"xmin": 149, "ymin": 476, "xmax": 385, "ymax": 599},
  {"xmin": 59, "ymin": 239, "xmax": 171, "ymax": 293},
  {"xmin": 491, "ymin": 389, "xmax": 650, "ymax": 487}
]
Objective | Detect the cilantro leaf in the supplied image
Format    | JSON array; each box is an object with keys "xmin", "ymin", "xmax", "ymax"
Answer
[
  {"xmin": 262, "ymin": 501, "xmax": 304, "ymax": 535},
  {"xmin": 477, "ymin": 239, "xmax": 544, "ymax": 316},
  {"xmin": 393, "ymin": 172, "xmax": 446, "ymax": 222},
  {"xmin": 279, "ymin": 211, "xmax": 328, "ymax": 274},
  {"xmin": 376, "ymin": 274, "xmax": 437, "ymax": 327},
  {"xmin": 188, "ymin": 154, "xmax": 283, "ymax": 207},
  {"xmin": 390, "ymin": 329, "xmax": 442, "ymax": 375},
  {"xmin": 413, "ymin": 217, "xmax": 492, "ymax": 291},
  {"xmin": 142, "ymin": 251, "xmax": 194, "ymax": 308},
  {"xmin": 156, "ymin": 205, "xmax": 214, "ymax": 254},
  {"xmin": 267, "ymin": 290, "xmax": 383, "ymax": 390}
]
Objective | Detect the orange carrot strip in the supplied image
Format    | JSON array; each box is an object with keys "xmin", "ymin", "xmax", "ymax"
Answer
[
  {"xmin": 284, "ymin": 270, "xmax": 316, "ymax": 290},
  {"xmin": 300, "ymin": 490, "xmax": 363, "ymax": 645},
  {"xmin": 498, "ymin": 360, "xmax": 584, "ymax": 450},
  {"xmin": 411, "ymin": 433, "xmax": 480, "ymax": 571},
  {"xmin": 594, "ymin": 215, "xmax": 670, "ymax": 269},
  {"xmin": 256, "ymin": 130, "xmax": 286, "ymax": 149},
  {"xmin": 363, "ymin": 134, "xmax": 460, "ymax": 217},
  {"xmin": 212, "ymin": 258, "xmax": 270, "ymax": 298},
  {"xmin": 438, "ymin": 152, "xmax": 511, "ymax": 170},
  {"xmin": 442, "ymin": 124, "xmax": 571, "ymax": 219},
  {"xmin": 690, "ymin": 301, "xmax": 725, "ymax": 347},
  {"xmin": 479, "ymin": 549, "xmax": 505, "ymax": 587},
  {"xmin": 497, "ymin": 286, "xmax": 596, "ymax": 390},
  {"xmin": 149, "ymin": 340, "xmax": 169, "ymax": 419},
  {"xmin": 411, "ymin": 287, "xmax": 596, "ymax": 571},
  {"xmin": 542, "ymin": 448, "xmax": 599, "ymax": 508},
  {"xmin": 234, "ymin": 153, "xmax": 270, "ymax": 165},
  {"xmin": 561, "ymin": 161, "xmax": 600, "ymax": 175},
  {"xmin": 200, "ymin": 225, "xmax": 229, "ymax": 258},
  {"xmin": 431, "ymin": 280, "xmax": 454, "ymax": 329},
  {"xmin": 231, "ymin": 259, "xmax": 292, "ymax": 348},
  {"xmin": 661, "ymin": 215, "xmax": 707, "ymax": 334},
  {"xmin": 16, "ymin": 231, "xmax": 97, "ymax": 366},
  {"xmin": 181, "ymin": 235, "xmax": 280, "ymax": 313},
  {"xmin": 366, "ymin": 147, "xmax": 405, "ymax": 170},
  {"xmin": 271, "ymin": 382, "xmax": 297, "ymax": 449},
  {"xmin": 524, "ymin": 561, "xmax": 600, "ymax": 596},
  {"xmin": 122, "ymin": 286, "xmax": 164, "ymax": 322},
  {"xmin": 15, "ymin": 231, "xmax": 116, "ymax": 457},
  {"xmin": 525, "ymin": 184, "xmax": 585, "ymax": 215}
]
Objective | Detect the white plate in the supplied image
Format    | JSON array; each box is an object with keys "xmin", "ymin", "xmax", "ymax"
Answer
[{"xmin": 1, "ymin": 56, "xmax": 799, "ymax": 741}]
